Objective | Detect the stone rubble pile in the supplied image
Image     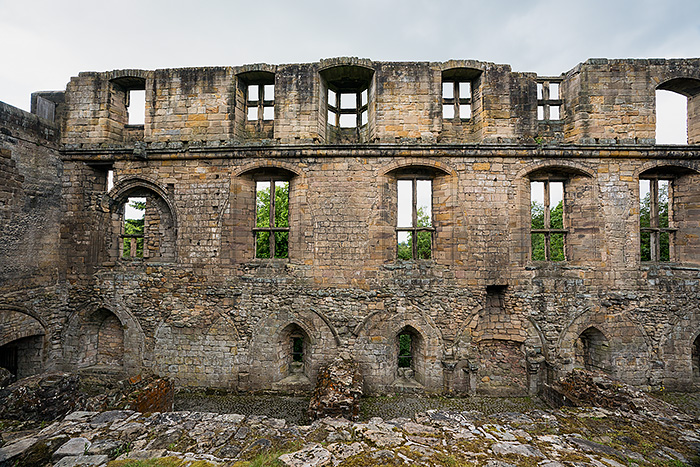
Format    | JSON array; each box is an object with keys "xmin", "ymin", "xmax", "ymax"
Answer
[
  {"xmin": 0, "ymin": 372, "xmax": 174, "ymax": 422},
  {"xmin": 0, "ymin": 403, "xmax": 697, "ymax": 467},
  {"xmin": 307, "ymin": 353, "xmax": 363, "ymax": 421}
]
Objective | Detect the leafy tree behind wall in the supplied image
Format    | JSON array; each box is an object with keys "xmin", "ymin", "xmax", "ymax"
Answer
[
  {"xmin": 255, "ymin": 182, "xmax": 289, "ymax": 259},
  {"xmin": 531, "ymin": 200, "xmax": 564, "ymax": 261},
  {"xmin": 640, "ymin": 183, "xmax": 669, "ymax": 261},
  {"xmin": 397, "ymin": 207, "xmax": 432, "ymax": 260},
  {"xmin": 123, "ymin": 200, "xmax": 145, "ymax": 258}
]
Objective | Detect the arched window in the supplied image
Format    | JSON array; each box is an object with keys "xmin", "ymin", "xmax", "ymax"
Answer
[
  {"xmin": 112, "ymin": 185, "xmax": 176, "ymax": 262},
  {"xmin": 279, "ymin": 323, "xmax": 310, "ymax": 378},
  {"xmin": 656, "ymin": 78, "xmax": 700, "ymax": 145},
  {"xmin": 396, "ymin": 176, "xmax": 433, "ymax": 260},
  {"xmin": 530, "ymin": 176, "xmax": 566, "ymax": 261},
  {"xmin": 395, "ymin": 326, "xmax": 425, "ymax": 385}
]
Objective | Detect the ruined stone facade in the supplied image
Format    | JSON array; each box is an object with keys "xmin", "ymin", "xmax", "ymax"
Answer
[{"xmin": 1, "ymin": 57, "xmax": 700, "ymax": 395}]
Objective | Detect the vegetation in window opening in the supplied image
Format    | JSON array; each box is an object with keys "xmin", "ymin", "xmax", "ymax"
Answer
[
  {"xmin": 640, "ymin": 182, "xmax": 670, "ymax": 261},
  {"xmin": 255, "ymin": 182, "xmax": 289, "ymax": 259},
  {"xmin": 398, "ymin": 334, "xmax": 412, "ymax": 368},
  {"xmin": 531, "ymin": 200, "xmax": 564, "ymax": 261},
  {"xmin": 123, "ymin": 199, "xmax": 145, "ymax": 258},
  {"xmin": 397, "ymin": 207, "xmax": 432, "ymax": 260},
  {"xmin": 292, "ymin": 337, "xmax": 303, "ymax": 362}
]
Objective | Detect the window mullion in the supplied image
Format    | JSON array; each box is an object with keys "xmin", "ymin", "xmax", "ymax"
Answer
[
  {"xmin": 412, "ymin": 178, "xmax": 418, "ymax": 259},
  {"xmin": 269, "ymin": 180, "xmax": 276, "ymax": 257}
]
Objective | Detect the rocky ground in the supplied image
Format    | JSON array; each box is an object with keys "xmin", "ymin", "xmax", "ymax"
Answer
[
  {"xmin": 1, "ymin": 369, "xmax": 699, "ymax": 466},
  {"xmin": 0, "ymin": 393, "xmax": 698, "ymax": 466}
]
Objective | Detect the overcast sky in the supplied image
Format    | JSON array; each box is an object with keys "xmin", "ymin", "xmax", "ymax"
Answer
[{"xmin": 1, "ymin": 0, "xmax": 699, "ymax": 113}]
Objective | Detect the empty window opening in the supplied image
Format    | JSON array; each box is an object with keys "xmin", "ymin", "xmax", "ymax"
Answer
[
  {"xmin": 279, "ymin": 324, "xmax": 309, "ymax": 379},
  {"xmin": 291, "ymin": 335, "xmax": 304, "ymax": 363},
  {"xmin": 640, "ymin": 177, "xmax": 673, "ymax": 262},
  {"xmin": 397, "ymin": 178, "xmax": 433, "ymax": 260},
  {"xmin": 398, "ymin": 332, "xmax": 412, "ymax": 368},
  {"xmin": 254, "ymin": 179, "xmax": 289, "ymax": 259},
  {"xmin": 122, "ymin": 197, "xmax": 145, "ymax": 259},
  {"xmin": 328, "ymin": 88, "xmax": 368, "ymax": 129},
  {"xmin": 693, "ymin": 335, "xmax": 700, "ymax": 379},
  {"xmin": 576, "ymin": 327, "xmax": 610, "ymax": 373},
  {"xmin": 247, "ymin": 83, "xmax": 275, "ymax": 122},
  {"xmin": 442, "ymin": 80, "xmax": 471, "ymax": 120},
  {"xmin": 127, "ymin": 89, "xmax": 145, "ymax": 125},
  {"xmin": 107, "ymin": 169, "xmax": 114, "ymax": 192},
  {"xmin": 656, "ymin": 89, "xmax": 688, "ymax": 144},
  {"xmin": 537, "ymin": 79, "xmax": 562, "ymax": 121},
  {"xmin": 531, "ymin": 179, "xmax": 566, "ymax": 261}
]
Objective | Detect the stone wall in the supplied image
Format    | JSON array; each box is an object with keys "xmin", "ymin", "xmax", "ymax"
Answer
[{"xmin": 1, "ymin": 58, "xmax": 700, "ymax": 394}]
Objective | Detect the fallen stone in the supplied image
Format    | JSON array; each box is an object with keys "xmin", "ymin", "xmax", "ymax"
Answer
[
  {"xmin": 362, "ymin": 429, "xmax": 404, "ymax": 448},
  {"xmin": 53, "ymin": 454, "xmax": 109, "ymax": 467},
  {"xmin": 491, "ymin": 441, "xmax": 544, "ymax": 458},
  {"xmin": 53, "ymin": 437, "xmax": 91, "ymax": 462},
  {"xmin": 278, "ymin": 443, "xmax": 332, "ymax": 467},
  {"xmin": 569, "ymin": 437, "xmax": 624, "ymax": 460},
  {"xmin": 0, "ymin": 373, "xmax": 82, "ymax": 421},
  {"xmin": 0, "ymin": 437, "xmax": 38, "ymax": 467}
]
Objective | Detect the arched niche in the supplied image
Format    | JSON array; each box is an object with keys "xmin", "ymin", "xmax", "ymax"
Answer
[{"xmin": 0, "ymin": 308, "xmax": 47, "ymax": 379}]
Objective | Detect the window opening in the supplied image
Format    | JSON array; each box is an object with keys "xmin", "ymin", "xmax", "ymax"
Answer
[
  {"xmin": 397, "ymin": 178, "xmax": 433, "ymax": 260},
  {"xmin": 398, "ymin": 333, "xmax": 412, "ymax": 368},
  {"xmin": 442, "ymin": 80, "xmax": 471, "ymax": 120},
  {"xmin": 328, "ymin": 87, "xmax": 368, "ymax": 129},
  {"xmin": 656, "ymin": 89, "xmax": 688, "ymax": 144},
  {"xmin": 247, "ymin": 83, "xmax": 275, "ymax": 122},
  {"xmin": 537, "ymin": 79, "xmax": 562, "ymax": 121},
  {"xmin": 107, "ymin": 170, "xmax": 114, "ymax": 192},
  {"xmin": 122, "ymin": 197, "xmax": 145, "ymax": 259},
  {"xmin": 640, "ymin": 177, "xmax": 673, "ymax": 262},
  {"xmin": 531, "ymin": 179, "xmax": 565, "ymax": 261},
  {"xmin": 254, "ymin": 179, "xmax": 289, "ymax": 259},
  {"xmin": 291, "ymin": 335, "xmax": 304, "ymax": 362},
  {"xmin": 127, "ymin": 89, "xmax": 145, "ymax": 125}
]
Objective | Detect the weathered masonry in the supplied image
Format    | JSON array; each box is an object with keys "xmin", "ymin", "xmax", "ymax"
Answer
[{"xmin": 2, "ymin": 57, "xmax": 700, "ymax": 395}]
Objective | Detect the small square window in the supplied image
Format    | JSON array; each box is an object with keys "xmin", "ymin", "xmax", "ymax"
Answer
[
  {"xmin": 339, "ymin": 113, "xmax": 356, "ymax": 128},
  {"xmin": 246, "ymin": 81, "xmax": 275, "ymax": 124},
  {"xmin": 460, "ymin": 104, "xmax": 471, "ymax": 119},
  {"xmin": 263, "ymin": 106, "xmax": 274, "ymax": 121},
  {"xmin": 443, "ymin": 104, "xmax": 455, "ymax": 119},
  {"xmin": 248, "ymin": 106, "xmax": 258, "ymax": 121},
  {"xmin": 442, "ymin": 82, "xmax": 454, "ymax": 99},
  {"xmin": 550, "ymin": 105, "xmax": 560, "ymax": 120}
]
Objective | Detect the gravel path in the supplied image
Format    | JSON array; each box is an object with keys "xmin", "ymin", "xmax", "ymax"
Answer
[{"xmin": 175, "ymin": 392, "xmax": 547, "ymax": 425}]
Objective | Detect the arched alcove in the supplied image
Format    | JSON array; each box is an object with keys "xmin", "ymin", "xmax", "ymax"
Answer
[
  {"xmin": 575, "ymin": 327, "xmax": 610, "ymax": 373},
  {"xmin": 0, "ymin": 309, "xmax": 47, "ymax": 379}
]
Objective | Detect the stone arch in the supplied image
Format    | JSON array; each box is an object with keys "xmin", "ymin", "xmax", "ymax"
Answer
[
  {"xmin": 660, "ymin": 310, "xmax": 700, "ymax": 390},
  {"xmin": 558, "ymin": 308, "xmax": 651, "ymax": 386},
  {"xmin": 63, "ymin": 304, "xmax": 144, "ymax": 378},
  {"xmin": 108, "ymin": 177, "xmax": 177, "ymax": 262},
  {"xmin": 352, "ymin": 306, "xmax": 443, "ymax": 393},
  {"xmin": 0, "ymin": 307, "xmax": 48, "ymax": 378},
  {"xmin": 248, "ymin": 307, "xmax": 338, "ymax": 391},
  {"xmin": 380, "ymin": 159, "xmax": 455, "ymax": 177}
]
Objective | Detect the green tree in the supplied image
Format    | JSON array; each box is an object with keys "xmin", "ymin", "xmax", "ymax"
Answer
[
  {"xmin": 123, "ymin": 200, "xmax": 145, "ymax": 258},
  {"xmin": 640, "ymin": 183, "xmax": 669, "ymax": 261},
  {"xmin": 255, "ymin": 182, "xmax": 289, "ymax": 259},
  {"xmin": 397, "ymin": 207, "xmax": 431, "ymax": 260},
  {"xmin": 531, "ymin": 200, "xmax": 564, "ymax": 261}
]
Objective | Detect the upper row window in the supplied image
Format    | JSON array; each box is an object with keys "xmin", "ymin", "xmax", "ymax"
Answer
[
  {"xmin": 537, "ymin": 79, "xmax": 561, "ymax": 121},
  {"xmin": 328, "ymin": 88, "xmax": 368, "ymax": 128},
  {"xmin": 442, "ymin": 80, "xmax": 471, "ymax": 120},
  {"xmin": 247, "ymin": 84, "xmax": 275, "ymax": 122}
]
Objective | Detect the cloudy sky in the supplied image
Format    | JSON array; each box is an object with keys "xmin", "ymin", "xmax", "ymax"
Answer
[{"xmin": 1, "ymin": 0, "xmax": 699, "ymax": 114}]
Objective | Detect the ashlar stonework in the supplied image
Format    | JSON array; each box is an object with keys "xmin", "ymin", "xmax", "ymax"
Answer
[{"xmin": 1, "ymin": 57, "xmax": 700, "ymax": 395}]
